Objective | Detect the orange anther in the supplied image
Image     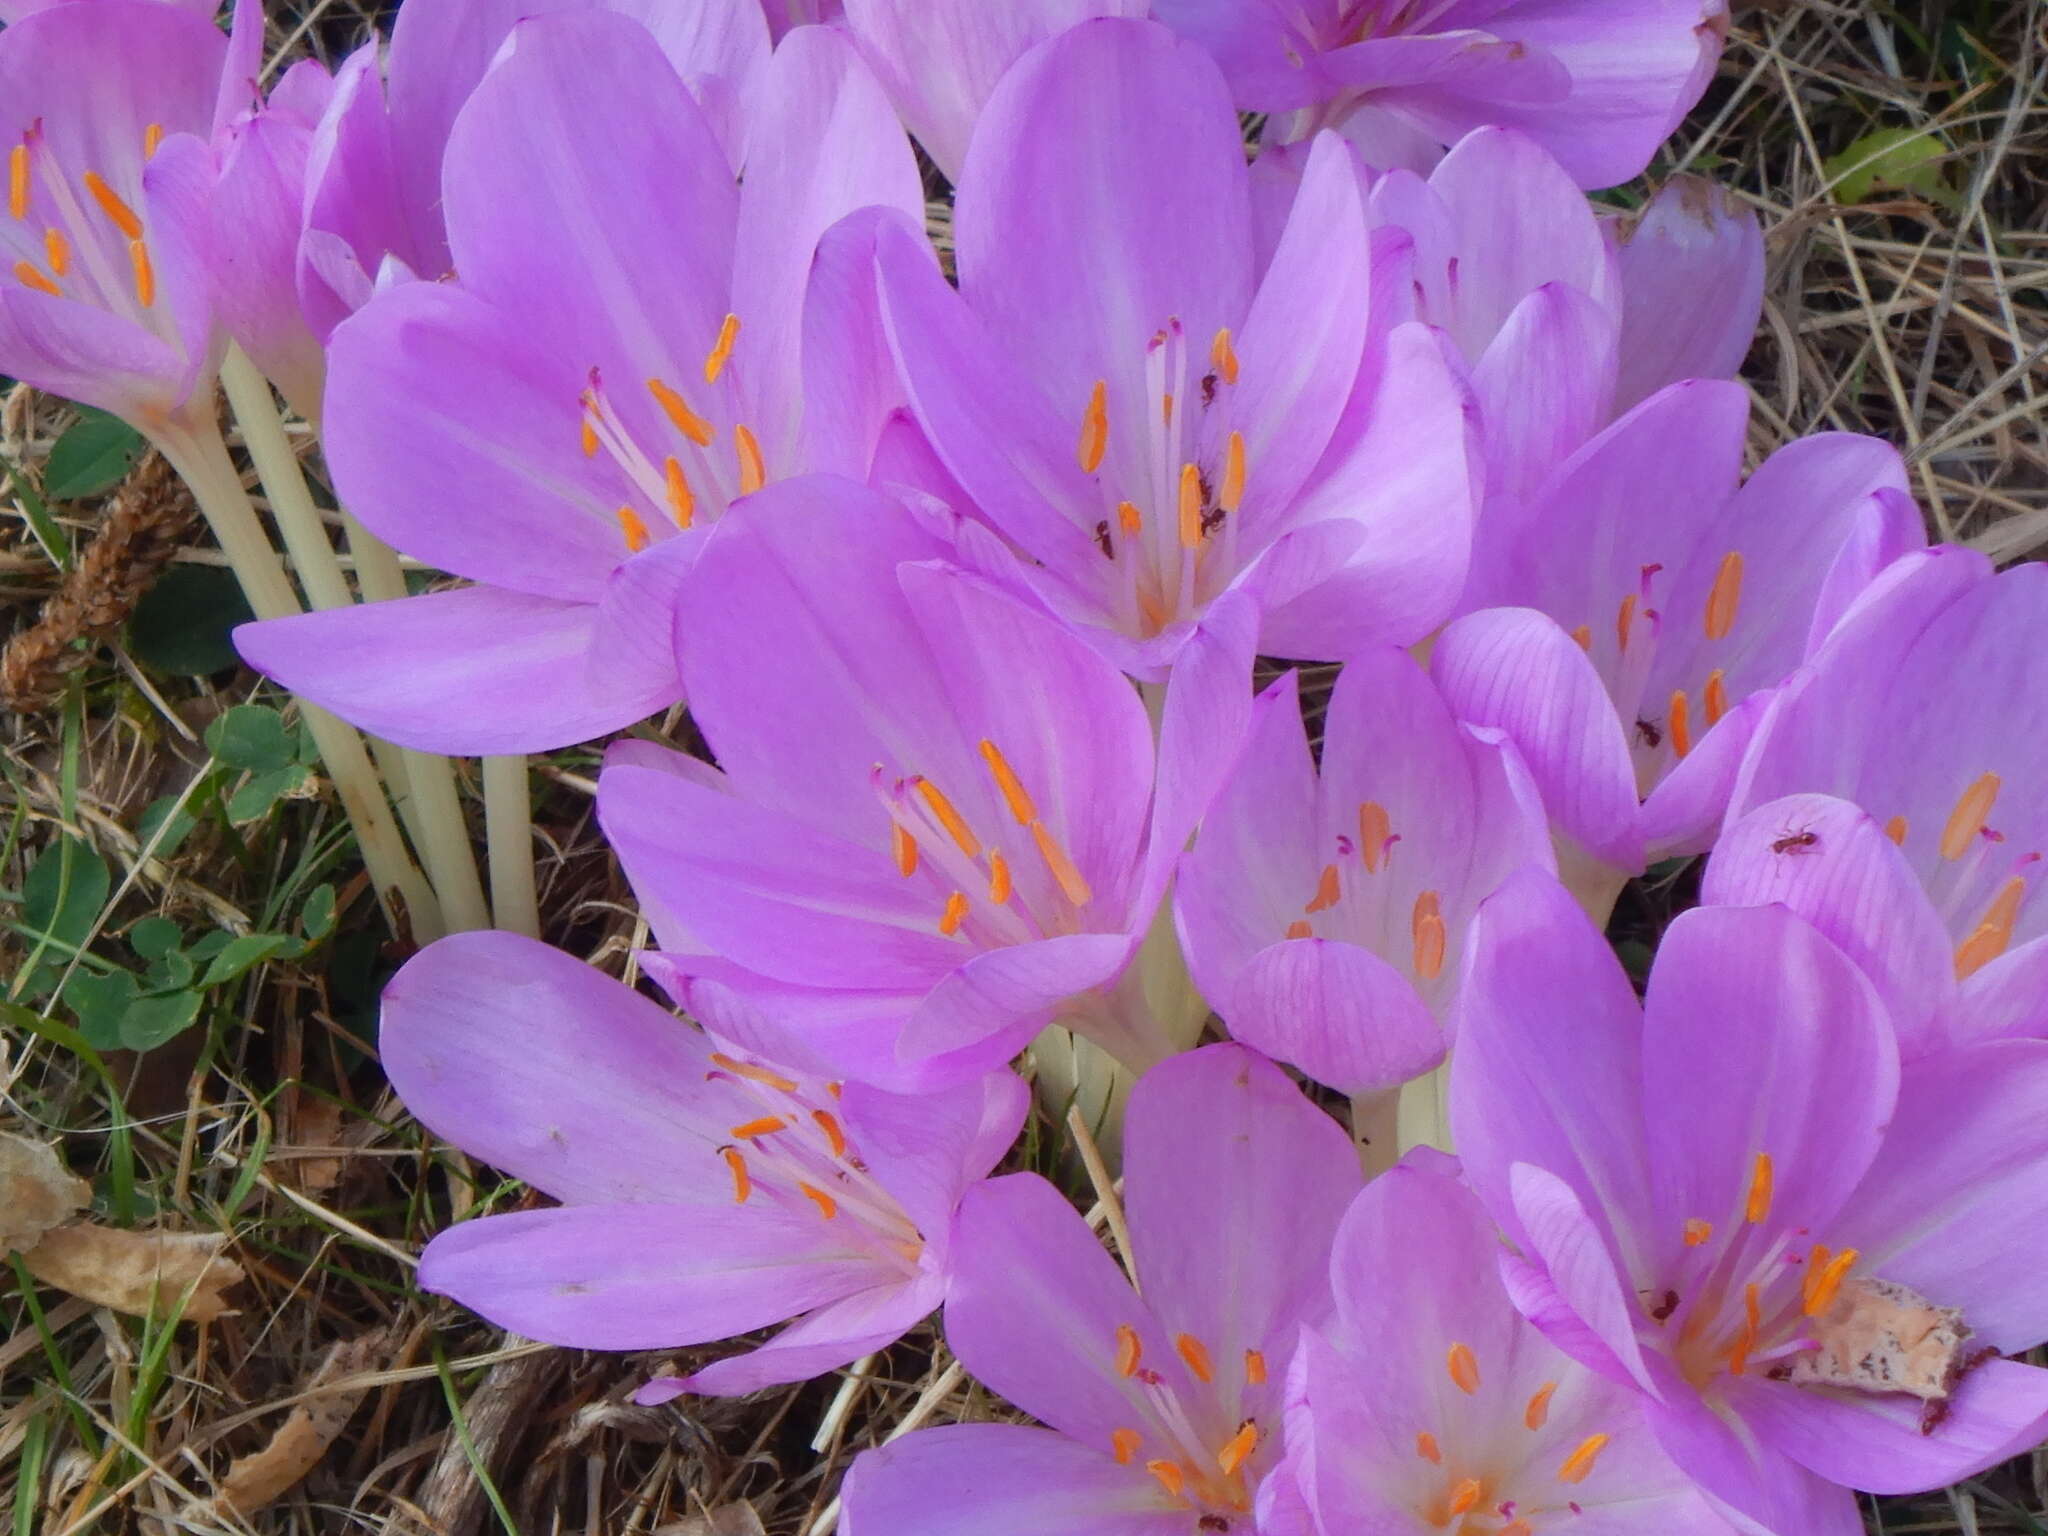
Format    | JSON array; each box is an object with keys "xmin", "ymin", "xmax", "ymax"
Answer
[
  {"xmin": 1284, "ymin": 919, "xmax": 1313, "ymax": 940},
  {"xmin": 663, "ymin": 455, "xmax": 695, "ymax": 527},
  {"xmin": 1667, "ymin": 689, "xmax": 1692, "ymax": 758},
  {"xmin": 1570, "ymin": 623, "xmax": 1592, "ymax": 651},
  {"xmin": 82, "ymin": 170, "xmax": 142, "ymax": 238},
  {"xmin": 1557, "ymin": 1432, "xmax": 1610, "ymax": 1484},
  {"xmin": 1885, "ymin": 815, "xmax": 1908, "ymax": 846},
  {"xmin": 647, "ymin": 376, "xmax": 715, "ymax": 445},
  {"xmin": 1219, "ymin": 430, "xmax": 1246, "ymax": 513},
  {"xmin": 1415, "ymin": 1430, "xmax": 1442, "ymax": 1464},
  {"xmin": 1804, "ymin": 1248, "xmax": 1859, "ymax": 1317},
  {"xmin": 729, "ymin": 1116, "xmax": 787, "ymax": 1140},
  {"xmin": 1703, "ymin": 668, "xmax": 1729, "ymax": 725},
  {"xmin": 734, "ymin": 422, "xmax": 766, "ymax": 495},
  {"xmin": 798, "ymin": 1182, "xmax": 839, "ymax": 1219},
  {"xmin": 1616, "ymin": 593, "xmax": 1637, "ymax": 652},
  {"xmin": 580, "ymin": 418, "xmax": 599, "ymax": 456},
  {"xmin": 704, "ymin": 311, "xmax": 740, "ymax": 384},
  {"xmin": 812, "ymin": 1109, "xmax": 848, "ymax": 1158},
  {"xmin": 1210, "ymin": 326, "xmax": 1239, "ymax": 385},
  {"xmin": 1412, "ymin": 891, "xmax": 1446, "ymax": 981},
  {"xmin": 1941, "ymin": 771, "xmax": 2002, "ymax": 861},
  {"xmin": 938, "ymin": 890, "xmax": 970, "ymax": 936},
  {"xmin": 8, "ymin": 143, "xmax": 26, "ymax": 220},
  {"xmin": 720, "ymin": 1146, "xmax": 751, "ymax": 1203},
  {"xmin": 12, "ymin": 259, "xmax": 57, "ymax": 297},
  {"xmin": 1145, "ymin": 1460, "xmax": 1185, "ymax": 1500},
  {"xmin": 1117, "ymin": 498, "xmax": 1142, "ymax": 534},
  {"xmin": 128, "ymin": 238, "xmax": 154, "ymax": 307},
  {"xmin": 1704, "ymin": 551, "xmax": 1744, "ymax": 641},
  {"xmin": 987, "ymin": 850, "xmax": 1013, "ymax": 905},
  {"xmin": 43, "ymin": 227, "xmax": 67, "ymax": 276},
  {"xmin": 617, "ymin": 505, "xmax": 651, "ymax": 552},
  {"xmin": 1801, "ymin": 1243, "xmax": 1832, "ymax": 1310},
  {"xmin": 1447, "ymin": 1479, "xmax": 1482, "ymax": 1516},
  {"xmin": 1078, "ymin": 378, "xmax": 1108, "ymax": 474},
  {"xmin": 1031, "ymin": 820, "xmax": 1094, "ymax": 906},
  {"xmin": 708, "ymin": 1053, "xmax": 800, "ymax": 1092},
  {"xmin": 1305, "ymin": 863, "xmax": 1341, "ymax": 914},
  {"xmin": 1115, "ymin": 1323, "xmax": 1143, "ymax": 1378},
  {"xmin": 1683, "ymin": 1217, "xmax": 1713, "ymax": 1247},
  {"xmin": 1745, "ymin": 1151, "xmax": 1774, "ymax": 1224},
  {"xmin": 1177, "ymin": 462, "xmax": 1203, "ymax": 548},
  {"xmin": 1359, "ymin": 802, "xmax": 1392, "ymax": 872},
  {"xmin": 1112, "ymin": 1427, "xmax": 1141, "ymax": 1465},
  {"xmin": 1217, "ymin": 1420, "xmax": 1259, "ymax": 1476},
  {"xmin": 1244, "ymin": 1349, "xmax": 1267, "ymax": 1385},
  {"xmin": 1524, "ymin": 1381, "xmax": 1557, "ymax": 1430},
  {"xmin": 1175, "ymin": 1332, "xmax": 1215, "ymax": 1384},
  {"xmin": 142, "ymin": 122, "xmax": 164, "ymax": 160},
  {"xmin": 1446, "ymin": 1341, "xmax": 1480, "ymax": 1395},
  {"xmin": 978, "ymin": 739, "xmax": 1038, "ymax": 824},
  {"xmin": 891, "ymin": 822, "xmax": 919, "ymax": 877},
  {"xmin": 915, "ymin": 777, "xmax": 980, "ymax": 858},
  {"xmin": 1502, "ymin": 1522, "xmax": 1534, "ymax": 1536}
]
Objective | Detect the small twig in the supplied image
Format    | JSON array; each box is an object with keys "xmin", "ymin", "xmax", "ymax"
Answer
[{"xmin": 1065, "ymin": 1104, "xmax": 1134, "ymax": 1286}]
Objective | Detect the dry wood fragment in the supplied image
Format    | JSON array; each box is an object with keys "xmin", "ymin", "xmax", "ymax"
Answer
[
  {"xmin": 0, "ymin": 1130, "xmax": 90, "ymax": 1254},
  {"xmin": 23, "ymin": 1224, "xmax": 242, "ymax": 1322},
  {"xmin": 198, "ymin": 1331, "xmax": 386, "ymax": 1515}
]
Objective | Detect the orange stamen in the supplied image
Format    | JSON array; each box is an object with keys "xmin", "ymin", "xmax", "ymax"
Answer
[
  {"xmin": 1305, "ymin": 863, "xmax": 1341, "ymax": 914},
  {"xmin": 1031, "ymin": 820, "xmax": 1094, "ymax": 906},
  {"xmin": 1115, "ymin": 1323, "xmax": 1143, "ymax": 1378},
  {"xmin": 1570, "ymin": 623, "xmax": 1593, "ymax": 651},
  {"xmin": 987, "ymin": 850, "xmax": 1013, "ymax": 905},
  {"xmin": 42, "ymin": 227, "xmax": 67, "ymax": 277},
  {"xmin": 799, "ymin": 1182, "xmax": 839, "ymax": 1219},
  {"xmin": 580, "ymin": 418, "xmax": 599, "ymax": 456},
  {"xmin": 1501, "ymin": 1524, "xmax": 1533, "ymax": 1536},
  {"xmin": 1805, "ymin": 1247, "xmax": 1859, "ymax": 1316},
  {"xmin": 1667, "ymin": 689, "xmax": 1692, "ymax": 758},
  {"xmin": 647, "ymin": 376, "xmax": 715, "ymax": 445},
  {"xmin": 1211, "ymin": 326, "xmax": 1239, "ymax": 385},
  {"xmin": 1616, "ymin": 593, "xmax": 1636, "ymax": 652},
  {"xmin": 1958, "ymin": 876, "xmax": 2029, "ymax": 977},
  {"xmin": 1557, "ymin": 1433, "xmax": 1610, "ymax": 1484},
  {"xmin": 1941, "ymin": 771, "xmax": 2002, "ymax": 861},
  {"xmin": 1359, "ymin": 802, "xmax": 1391, "ymax": 872},
  {"xmin": 1525, "ymin": 1382, "xmax": 1556, "ymax": 1430},
  {"xmin": 143, "ymin": 122, "xmax": 164, "ymax": 160},
  {"xmin": 1177, "ymin": 462, "xmax": 1203, "ymax": 547},
  {"xmin": 1145, "ymin": 1461, "xmax": 1185, "ymax": 1500},
  {"xmin": 1446, "ymin": 1341, "xmax": 1480, "ymax": 1395},
  {"xmin": 128, "ymin": 238, "xmax": 154, "ymax": 307},
  {"xmin": 1244, "ymin": 1349, "xmax": 1267, "ymax": 1385},
  {"xmin": 1704, "ymin": 550, "xmax": 1744, "ymax": 640},
  {"xmin": 82, "ymin": 170, "xmax": 142, "ymax": 239},
  {"xmin": 13, "ymin": 259, "xmax": 57, "ymax": 297},
  {"xmin": 891, "ymin": 822, "xmax": 918, "ymax": 877},
  {"xmin": 617, "ymin": 505, "xmax": 651, "ymax": 552},
  {"xmin": 1217, "ymin": 1420, "xmax": 1258, "ymax": 1476},
  {"xmin": 709, "ymin": 1053, "xmax": 799, "ymax": 1092},
  {"xmin": 720, "ymin": 1147, "xmax": 751, "ymax": 1202},
  {"xmin": 1728, "ymin": 1283, "xmax": 1760, "ymax": 1375},
  {"xmin": 729, "ymin": 1116, "xmax": 787, "ymax": 1140},
  {"xmin": 938, "ymin": 890, "xmax": 969, "ymax": 936},
  {"xmin": 1801, "ymin": 1244, "xmax": 1833, "ymax": 1311},
  {"xmin": 1412, "ymin": 891, "xmax": 1446, "ymax": 981},
  {"xmin": 663, "ymin": 455, "xmax": 695, "ymax": 527},
  {"xmin": 812, "ymin": 1109, "xmax": 848, "ymax": 1158},
  {"xmin": 1112, "ymin": 1428, "xmax": 1141, "ymax": 1466},
  {"xmin": 1885, "ymin": 815, "xmax": 1909, "ymax": 845},
  {"xmin": 1683, "ymin": 1218, "xmax": 1713, "ymax": 1247},
  {"xmin": 1078, "ymin": 378, "xmax": 1108, "ymax": 474},
  {"xmin": 734, "ymin": 422, "xmax": 766, "ymax": 495},
  {"xmin": 1175, "ymin": 1333, "xmax": 1214, "ymax": 1384},
  {"xmin": 1745, "ymin": 1151, "xmax": 1774, "ymax": 1224},
  {"xmin": 1704, "ymin": 668, "xmax": 1729, "ymax": 725},
  {"xmin": 1219, "ymin": 431, "xmax": 1246, "ymax": 512},
  {"xmin": 978, "ymin": 739, "xmax": 1038, "ymax": 824},
  {"xmin": 1415, "ymin": 1431, "xmax": 1442, "ymax": 1464},
  {"xmin": 1284, "ymin": 919, "xmax": 1313, "ymax": 941},
  {"xmin": 8, "ymin": 143, "xmax": 26, "ymax": 220},
  {"xmin": 1117, "ymin": 498, "xmax": 1142, "ymax": 534},
  {"xmin": 1161, "ymin": 392, "xmax": 1173, "ymax": 424},
  {"xmin": 914, "ymin": 778, "xmax": 980, "ymax": 857},
  {"xmin": 704, "ymin": 311, "xmax": 740, "ymax": 384},
  {"xmin": 1447, "ymin": 1479, "xmax": 1482, "ymax": 1517}
]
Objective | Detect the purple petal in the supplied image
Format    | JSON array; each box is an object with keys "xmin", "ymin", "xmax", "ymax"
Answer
[
  {"xmin": 1507, "ymin": 1163, "xmax": 1655, "ymax": 1392},
  {"xmin": 1470, "ymin": 282, "xmax": 1619, "ymax": 506},
  {"xmin": 897, "ymin": 933, "xmax": 1138, "ymax": 1072},
  {"xmin": 1613, "ymin": 174, "xmax": 1763, "ymax": 410},
  {"xmin": 1644, "ymin": 1383, "xmax": 1866, "ymax": 1536},
  {"xmin": 1224, "ymin": 939, "xmax": 1444, "ymax": 1095},
  {"xmin": 837, "ymin": 1071, "xmax": 1029, "ymax": 1244},
  {"xmin": 681, "ymin": 1275, "xmax": 943, "ymax": 1396}
]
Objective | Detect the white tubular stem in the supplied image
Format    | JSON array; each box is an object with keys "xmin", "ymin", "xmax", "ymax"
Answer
[
  {"xmin": 1396, "ymin": 1064, "xmax": 1453, "ymax": 1157},
  {"xmin": 222, "ymin": 348, "xmax": 491, "ymax": 933},
  {"xmin": 482, "ymin": 755, "xmax": 540, "ymax": 937},
  {"xmin": 1351, "ymin": 1088, "xmax": 1401, "ymax": 1178},
  {"xmin": 154, "ymin": 408, "xmax": 444, "ymax": 942}
]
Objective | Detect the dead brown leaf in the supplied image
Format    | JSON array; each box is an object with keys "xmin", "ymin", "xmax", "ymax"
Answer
[
  {"xmin": 656, "ymin": 1504, "xmax": 768, "ymax": 1536},
  {"xmin": 0, "ymin": 1131, "xmax": 90, "ymax": 1255},
  {"xmin": 23, "ymin": 1224, "xmax": 242, "ymax": 1322},
  {"xmin": 202, "ymin": 1331, "xmax": 386, "ymax": 1515},
  {"xmin": 283, "ymin": 1092, "xmax": 348, "ymax": 1195}
]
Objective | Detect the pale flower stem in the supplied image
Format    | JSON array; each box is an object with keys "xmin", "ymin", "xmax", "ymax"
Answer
[
  {"xmin": 220, "ymin": 349, "xmax": 491, "ymax": 934},
  {"xmin": 1351, "ymin": 1088, "xmax": 1401, "ymax": 1178},
  {"xmin": 482, "ymin": 755, "xmax": 541, "ymax": 938},
  {"xmin": 153, "ymin": 410, "xmax": 444, "ymax": 942},
  {"xmin": 809, "ymin": 1352, "xmax": 876, "ymax": 1453},
  {"xmin": 1396, "ymin": 1063, "xmax": 1453, "ymax": 1157}
]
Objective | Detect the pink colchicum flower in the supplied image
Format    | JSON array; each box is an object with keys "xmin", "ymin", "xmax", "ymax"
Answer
[
  {"xmin": 1725, "ymin": 548, "xmax": 2048, "ymax": 1047},
  {"xmin": 0, "ymin": 0, "xmax": 210, "ymax": 20},
  {"xmin": 1152, "ymin": 0, "xmax": 1727, "ymax": 190},
  {"xmin": 841, "ymin": 1044, "xmax": 1362, "ymax": 1536},
  {"xmin": 1430, "ymin": 383, "xmax": 1923, "ymax": 886},
  {"xmin": 1291, "ymin": 1157, "xmax": 1741, "ymax": 1535},
  {"xmin": 382, "ymin": 930, "xmax": 1027, "ymax": 1398},
  {"xmin": 1450, "ymin": 868, "xmax": 2048, "ymax": 1535},
  {"xmin": 1173, "ymin": 647, "xmax": 1551, "ymax": 1095},
  {"xmin": 233, "ymin": 11, "xmax": 924, "ymax": 755},
  {"xmin": 875, "ymin": 18, "xmax": 1475, "ymax": 682},
  {"xmin": 0, "ymin": 0, "xmax": 248, "ymax": 434},
  {"xmin": 598, "ymin": 477, "xmax": 1255, "ymax": 1092}
]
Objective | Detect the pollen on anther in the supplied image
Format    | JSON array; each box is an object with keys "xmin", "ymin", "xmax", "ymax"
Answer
[
  {"xmin": 1570, "ymin": 624, "xmax": 1592, "ymax": 651},
  {"xmin": 1940, "ymin": 772, "xmax": 2001, "ymax": 861},
  {"xmin": 128, "ymin": 238, "xmax": 154, "ymax": 307},
  {"xmin": 1031, "ymin": 820, "xmax": 1094, "ymax": 906},
  {"xmin": 704, "ymin": 312, "xmax": 740, "ymax": 383},
  {"xmin": 580, "ymin": 418, "xmax": 599, "ymax": 456},
  {"xmin": 708, "ymin": 1052, "xmax": 798, "ymax": 1091},
  {"xmin": 1704, "ymin": 551, "xmax": 1744, "ymax": 641},
  {"xmin": 1412, "ymin": 891, "xmax": 1446, "ymax": 982},
  {"xmin": 617, "ymin": 505, "xmax": 651, "ymax": 552},
  {"xmin": 987, "ymin": 851, "xmax": 1013, "ymax": 905},
  {"xmin": 1078, "ymin": 378, "xmax": 1108, "ymax": 474},
  {"xmin": 1446, "ymin": 1341, "xmax": 1480, "ymax": 1395},
  {"xmin": 12, "ymin": 259, "xmax": 57, "ymax": 297},
  {"xmin": 1448, "ymin": 1479, "xmax": 1482, "ymax": 1517},
  {"xmin": 1244, "ymin": 1348, "xmax": 1267, "ymax": 1385},
  {"xmin": 1885, "ymin": 815, "xmax": 1909, "ymax": 845},
  {"xmin": 1175, "ymin": 1332, "xmax": 1215, "ymax": 1384},
  {"xmin": 1220, "ymin": 431, "xmax": 1246, "ymax": 512},
  {"xmin": 1524, "ymin": 1382, "xmax": 1556, "ymax": 1430},
  {"xmin": 1683, "ymin": 1217, "xmax": 1713, "ymax": 1247},
  {"xmin": 734, "ymin": 423, "xmax": 766, "ymax": 495},
  {"xmin": 42, "ymin": 227, "xmax": 66, "ymax": 277},
  {"xmin": 915, "ymin": 778, "xmax": 981, "ymax": 857},
  {"xmin": 938, "ymin": 890, "xmax": 970, "ymax": 936},
  {"xmin": 1177, "ymin": 462, "xmax": 1204, "ymax": 548},
  {"xmin": 7, "ymin": 144, "xmax": 26, "ymax": 221},
  {"xmin": 812, "ymin": 1109, "xmax": 848, "ymax": 1158},
  {"xmin": 720, "ymin": 1146, "xmax": 751, "ymax": 1203},
  {"xmin": 82, "ymin": 170, "xmax": 142, "ymax": 239},
  {"xmin": 1616, "ymin": 594, "xmax": 1637, "ymax": 652},
  {"xmin": 1703, "ymin": 669, "xmax": 1729, "ymax": 725},
  {"xmin": 729, "ymin": 1116, "xmax": 787, "ymax": 1140},
  {"xmin": 891, "ymin": 822, "xmax": 919, "ymax": 877},
  {"xmin": 1958, "ymin": 876, "xmax": 2029, "ymax": 977},
  {"xmin": 1557, "ymin": 1433, "xmax": 1610, "ymax": 1484},
  {"xmin": 1745, "ymin": 1151, "xmax": 1774, "ymax": 1224},
  {"xmin": 978, "ymin": 739, "xmax": 1038, "ymax": 824},
  {"xmin": 143, "ymin": 122, "xmax": 165, "ymax": 160},
  {"xmin": 1667, "ymin": 689, "xmax": 1692, "ymax": 758},
  {"xmin": 1359, "ymin": 802, "xmax": 1392, "ymax": 872},
  {"xmin": 1211, "ymin": 327, "xmax": 1239, "ymax": 385},
  {"xmin": 1112, "ymin": 1428, "xmax": 1141, "ymax": 1466},
  {"xmin": 663, "ymin": 456, "xmax": 695, "ymax": 527},
  {"xmin": 1117, "ymin": 499, "xmax": 1142, "ymax": 534},
  {"xmin": 1145, "ymin": 1460, "xmax": 1185, "ymax": 1500},
  {"xmin": 1285, "ymin": 919, "xmax": 1313, "ymax": 940},
  {"xmin": 798, "ymin": 1182, "xmax": 839, "ymax": 1219},
  {"xmin": 1305, "ymin": 863, "xmax": 1341, "ymax": 914},
  {"xmin": 1217, "ymin": 1420, "xmax": 1258, "ymax": 1476},
  {"xmin": 647, "ymin": 376, "xmax": 715, "ymax": 445},
  {"xmin": 1805, "ymin": 1248, "xmax": 1859, "ymax": 1316},
  {"xmin": 1415, "ymin": 1431, "xmax": 1442, "ymax": 1464},
  {"xmin": 1115, "ymin": 1323, "xmax": 1143, "ymax": 1378}
]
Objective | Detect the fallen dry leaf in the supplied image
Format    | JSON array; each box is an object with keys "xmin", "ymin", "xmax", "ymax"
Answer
[
  {"xmin": 202, "ymin": 1331, "xmax": 385, "ymax": 1515},
  {"xmin": 0, "ymin": 1130, "xmax": 90, "ymax": 1255},
  {"xmin": 23, "ymin": 1224, "xmax": 242, "ymax": 1322},
  {"xmin": 656, "ymin": 1504, "xmax": 767, "ymax": 1536},
  {"xmin": 283, "ymin": 1092, "xmax": 348, "ymax": 1195}
]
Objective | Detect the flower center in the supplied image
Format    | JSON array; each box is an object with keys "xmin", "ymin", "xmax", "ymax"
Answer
[
  {"xmin": 1106, "ymin": 1322, "xmax": 1269, "ymax": 1527},
  {"xmin": 1338, "ymin": 0, "xmax": 1471, "ymax": 43},
  {"xmin": 1908, "ymin": 769, "xmax": 2042, "ymax": 977},
  {"xmin": 1279, "ymin": 801, "xmax": 1446, "ymax": 981},
  {"xmin": 7, "ymin": 122, "xmax": 168, "ymax": 339}
]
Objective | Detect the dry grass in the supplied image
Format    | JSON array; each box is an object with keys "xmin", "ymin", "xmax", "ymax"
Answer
[{"xmin": 5, "ymin": 2, "xmax": 2048, "ymax": 1532}]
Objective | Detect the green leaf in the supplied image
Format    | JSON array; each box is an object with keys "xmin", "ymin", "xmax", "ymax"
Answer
[
  {"xmin": 120, "ymin": 989, "xmax": 202, "ymax": 1051},
  {"xmin": 185, "ymin": 930, "xmax": 234, "ymax": 962},
  {"xmin": 63, "ymin": 968, "xmax": 138, "ymax": 1050},
  {"xmin": 300, "ymin": 884, "xmax": 337, "ymax": 941},
  {"xmin": 127, "ymin": 916, "xmax": 183, "ymax": 960},
  {"xmin": 23, "ymin": 838, "xmax": 110, "ymax": 953},
  {"xmin": 129, "ymin": 565, "xmax": 253, "ymax": 677},
  {"xmin": 1823, "ymin": 128, "xmax": 1962, "ymax": 211},
  {"xmin": 206, "ymin": 704, "xmax": 295, "ymax": 772},
  {"xmin": 43, "ymin": 410, "xmax": 145, "ymax": 500},
  {"xmin": 225, "ymin": 763, "xmax": 308, "ymax": 822},
  {"xmin": 136, "ymin": 794, "xmax": 198, "ymax": 861},
  {"xmin": 143, "ymin": 949, "xmax": 196, "ymax": 992},
  {"xmin": 198, "ymin": 932, "xmax": 298, "ymax": 989}
]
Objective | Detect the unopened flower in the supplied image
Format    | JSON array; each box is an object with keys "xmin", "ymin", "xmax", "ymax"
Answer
[
  {"xmin": 1153, "ymin": 0, "xmax": 1728, "ymax": 190},
  {"xmin": 599, "ymin": 476, "xmax": 1254, "ymax": 1090},
  {"xmin": 1292, "ymin": 1156, "xmax": 1740, "ymax": 1535},
  {"xmin": 1175, "ymin": 647, "xmax": 1551, "ymax": 1094},
  {"xmin": 234, "ymin": 11, "xmax": 924, "ymax": 754},
  {"xmin": 841, "ymin": 1044, "xmax": 1361, "ymax": 1535},
  {"xmin": 1451, "ymin": 868, "xmax": 2048, "ymax": 1533},
  {"xmin": 876, "ymin": 17, "xmax": 1474, "ymax": 681},
  {"xmin": 383, "ymin": 930, "xmax": 1026, "ymax": 1397}
]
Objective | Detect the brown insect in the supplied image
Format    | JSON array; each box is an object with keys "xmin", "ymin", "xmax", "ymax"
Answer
[
  {"xmin": 1199, "ymin": 505, "xmax": 1229, "ymax": 537},
  {"xmin": 1200, "ymin": 371, "xmax": 1220, "ymax": 407},
  {"xmin": 1634, "ymin": 717, "xmax": 1663, "ymax": 749},
  {"xmin": 1770, "ymin": 827, "xmax": 1820, "ymax": 855},
  {"xmin": 1198, "ymin": 1520, "xmax": 1231, "ymax": 1533},
  {"xmin": 1093, "ymin": 520, "xmax": 1114, "ymax": 558},
  {"xmin": 1649, "ymin": 1289, "xmax": 1680, "ymax": 1323}
]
